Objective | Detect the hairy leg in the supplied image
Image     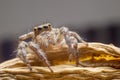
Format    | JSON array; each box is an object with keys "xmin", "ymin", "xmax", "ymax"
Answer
[
  {"xmin": 69, "ymin": 31, "xmax": 88, "ymax": 46},
  {"xmin": 73, "ymin": 43, "xmax": 86, "ymax": 67},
  {"xmin": 17, "ymin": 41, "xmax": 32, "ymax": 71},
  {"xmin": 28, "ymin": 42, "xmax": 53, "ymax": 73}
]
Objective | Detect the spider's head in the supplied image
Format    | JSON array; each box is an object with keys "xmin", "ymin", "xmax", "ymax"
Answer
[
  {"xmin": 42, "ymin": 23, "xmax": 52, "ymax": 31},
  {"xmin": 33, "ymin": 23, "xmax": 52, "ymax": 36},
  {"xmin": 60, "ymin": 26, "xmax": 69, "ymax": 35}
]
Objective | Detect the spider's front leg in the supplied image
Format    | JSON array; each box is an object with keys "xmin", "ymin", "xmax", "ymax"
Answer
[
  {"xmin": 17, "ymin": 41, "xmax": 32, "ymax": 71},
  {"xmin": 16, "ymin": 32, "xmax": 34, "ymax": 71},
  {"xmin": 28, "ymin": 42, "xmax": 53, "ymax": 73}
]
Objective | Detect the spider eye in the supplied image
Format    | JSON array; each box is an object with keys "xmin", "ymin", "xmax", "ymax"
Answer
[
  {"xmin": 48, "ymin": 24, "xmax": 51, "ymax": 27},
  {"xmin": 43, "ymin": 26, "xmax": 48, "ymax": 29},
  {"xmin": 34, "ymin": 28, "xmax": 37, "ymax": 31},
  {"xmin": 38, "ymin": 27, "xmax": 42, "ymax": 30}
]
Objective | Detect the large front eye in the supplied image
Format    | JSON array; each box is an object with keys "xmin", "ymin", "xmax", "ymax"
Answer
[
  {"xmin": 43, "ymin": 26, "xmax": 48, "ymax": 29},
  {"xmin": 38, "ymin": 27, "xmax": 42, "ymax": 31}
]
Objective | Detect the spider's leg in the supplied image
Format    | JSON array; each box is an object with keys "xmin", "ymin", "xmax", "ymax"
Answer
[
  {"xmin": 19, "ymin": 32, "xmax": 34, "ymax": 42},
  {"xmin": 73, "ymin": 43, "xmax": 86, "ymax": 67},
  {"xmin": 28, "ymin": 42, "xmax": 53, "ymax": 73},
  {"xmin": 73, "ymin": 43, "xmax": 79, "ymax": 66},
  {"xmin": 69, "ymin": 31, "xmax": 88, "ymax": 46},
  {"xmin": 73, "ymin": 43, "xmax": 84, "ymax": 66},
  {"xmin": 17, "ymin": 41, "xmax": 32, "ymax": 71},
  {"xmin": 68, "ymin": 53, "xmax": 74, "ymax": 62},
  {"xmin": 68, "ymin": 31, "xmax": 88, "ymax": 66},
  {"xmin": 67, "ymin": 45, "xmax": 75, "ymax": 62}
]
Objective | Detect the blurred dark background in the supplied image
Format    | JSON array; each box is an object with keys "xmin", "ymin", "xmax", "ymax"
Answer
[{"xmin": 0, "ymin": 0, "xmax": 120, "ymax": 62}]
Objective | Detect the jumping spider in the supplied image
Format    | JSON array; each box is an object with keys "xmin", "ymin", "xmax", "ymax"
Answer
[{"xmin": 17, "ymin": 23, "xmax": 88, "ymax": 73}]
